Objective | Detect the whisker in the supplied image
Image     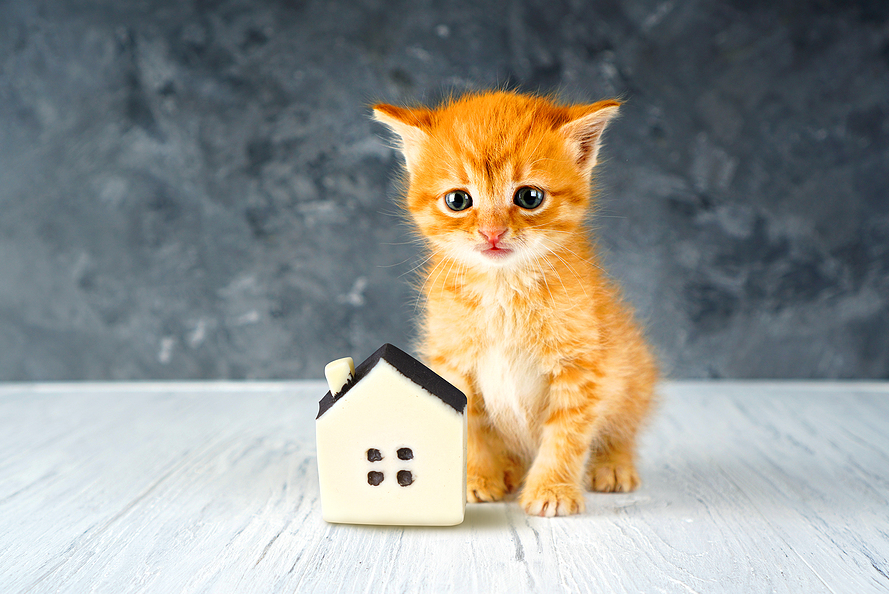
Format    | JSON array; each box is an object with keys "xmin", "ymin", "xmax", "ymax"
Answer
[
  {"xmin": 376, "ymin": 208, "xmax": 407, "ymax": 219},
  {"xmin": 532, "ymin": 232, "xmax": 609, "ymax": 277},
  {"xmin": 398, "ymin": 252, "xmax": 436, "ymax": 277},
  {"xmin": 534, "ymin": 255, "xmax": 556, "ymax": 305},
  {"xmin": 415, "ymin": 255, "xmax": 445, "ymax": 312},
  {"xmin": 548, "ymin": 249, "xmax": 589, "ymax": 300},
  {"xmin": 378, "ymin": 256, "xmax": 416, "ymax": 269},
  {"xmin": 541, "ymin": 253, "xmax": 571, "ymax": 298},
  {"xmin": 557, "ymin": 244, "xmax": 610, "ymax": 277},
  {"xmin": 449, "ymin": 259, "xmax": 468, "ymax": 316},
  {"xmin": 380, "ymin": 239, "xmax": 426, "ymax": 246},
  {"xmin": 521, "ymin": 223, "xmax": 581, "ymax": 236},
  {"xmin": 439, "ymin": 256, "xmax": 460, "ymax": 314},
  {"xmin": 428, "ymin": 254, "xmax": 454, "ymax": 299}
]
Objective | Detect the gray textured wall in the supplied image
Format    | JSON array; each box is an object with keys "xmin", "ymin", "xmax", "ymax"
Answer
[{"xmin": 1, "ymin": 0, "xmax": 887, "ymax": 380}]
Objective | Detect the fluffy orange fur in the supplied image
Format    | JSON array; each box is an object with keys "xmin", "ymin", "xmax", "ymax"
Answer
[{"xmin": 373, "ymin": 91, "xmax": 658, "ymax": 517}]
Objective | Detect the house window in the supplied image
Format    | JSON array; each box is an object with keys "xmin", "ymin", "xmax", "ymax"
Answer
[{"xmin": 365, "ymin": 447, "xmax": 414, "ymax": 487}]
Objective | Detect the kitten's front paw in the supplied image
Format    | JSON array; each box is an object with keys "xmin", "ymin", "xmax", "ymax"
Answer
[
  {"xmin": 467, "ymin": 473, "xmax": 507, "ymax": 503},
  {"xmin": 519, "ymin": 483, "xmax": 585, "ymax": 517},
  {"xmin": 589, "ymin": 462, "xmax": 640, "ymax": 493}
]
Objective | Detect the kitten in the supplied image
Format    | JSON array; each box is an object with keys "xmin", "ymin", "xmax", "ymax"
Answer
[{"xmin": 373, "ymin": 91, "xmax": 657, "ymax": 517}]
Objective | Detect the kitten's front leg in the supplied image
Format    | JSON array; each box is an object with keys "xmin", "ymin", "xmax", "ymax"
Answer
[
  {"xmin": 428, "ymin": 361, "xmax": 520, "ymax": 502},
  {"xmin": 466, "ymin": 392, "xmax": 524, "ymax": 502},
  {"xmin": 519, "ymin": 366, "xmax": 600, "ymax": 517}
]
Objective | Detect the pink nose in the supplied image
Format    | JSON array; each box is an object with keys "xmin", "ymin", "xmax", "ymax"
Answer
[{"xmin": 479, "ymin": 226, "xmax": 507, "ymax": 246}]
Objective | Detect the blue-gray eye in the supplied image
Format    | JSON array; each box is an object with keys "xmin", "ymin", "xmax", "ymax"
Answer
[
  {"xmin": 445, "ymin": 190, "xmax": 472, "ymax": 211},
  {"xmin": 514, "ymin": 187, "xmax": 544, "ymax": 209}
]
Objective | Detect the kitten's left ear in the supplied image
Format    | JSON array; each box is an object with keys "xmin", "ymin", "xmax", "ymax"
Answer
[
  {"xmin": 372, "ymin": 104, "xmax": 434, "ymax": 172},
  {"xmin": 558, "ymin": 100, "xmax": 621, "ymax": 174}
]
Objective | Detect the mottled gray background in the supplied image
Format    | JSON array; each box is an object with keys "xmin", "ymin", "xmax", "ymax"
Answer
[{"xmin": 1, "ymin": 0, "xmax": 887, "ymax": 380}]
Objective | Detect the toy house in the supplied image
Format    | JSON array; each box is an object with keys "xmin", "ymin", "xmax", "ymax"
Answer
[{"xmin": 315, "ymin": 343, "xmax": 467, "ymax": 526}]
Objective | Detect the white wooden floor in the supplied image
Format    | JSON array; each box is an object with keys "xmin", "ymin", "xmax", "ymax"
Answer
[{"xmin": 1, "ymin": 381, "xmax": 887, "ymax": 594}]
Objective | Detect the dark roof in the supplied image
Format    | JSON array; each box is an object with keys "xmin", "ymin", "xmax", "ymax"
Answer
[{"xmin": 317, "ymin": 343, "xmax": 467, "ymax": 419}]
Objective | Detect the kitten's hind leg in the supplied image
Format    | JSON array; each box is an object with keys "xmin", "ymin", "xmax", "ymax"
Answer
[{"xmin": 585, "ymin": 436, "xmax": 640, "ymax": 493}]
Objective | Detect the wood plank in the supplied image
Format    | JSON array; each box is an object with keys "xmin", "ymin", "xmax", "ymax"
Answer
[{"xmin": 0, "ymin": 382, "xmax": 887, "ymax": 593}]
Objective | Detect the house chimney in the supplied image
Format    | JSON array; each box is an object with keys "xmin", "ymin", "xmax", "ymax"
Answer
[{"xmin": 324, "ymin": 357, "xmax": 355, "ymax": 396}]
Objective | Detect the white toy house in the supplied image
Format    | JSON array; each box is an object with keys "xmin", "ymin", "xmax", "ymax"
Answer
[{"xmin": 315, "ymin": 343, "xmax": 467, "ymax": 526}]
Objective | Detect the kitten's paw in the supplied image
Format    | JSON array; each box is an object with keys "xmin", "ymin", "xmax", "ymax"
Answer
[
  {"xmin": 589, "ymin": 463, "xmax": 640, "ymax": 493},
  {"xmin": 519, "ymin": 483, "xmax": 585, "ymax": 517},
  {"xmin": 467, "ymin": 474, "xmax": 507, "ymax": 503}
]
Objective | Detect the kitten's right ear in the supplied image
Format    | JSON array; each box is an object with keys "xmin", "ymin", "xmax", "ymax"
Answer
[
  {"xmin": 372, "ymin": 104, "xmax": 433, "ymax": 172},
  {"xmin": 558, "ymin": 100, "xmax": 621, "ymax": 175}
]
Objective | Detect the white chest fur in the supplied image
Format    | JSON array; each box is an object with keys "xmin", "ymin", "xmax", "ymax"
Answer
[{"xmin": 474, "ymin": 344, "xmax": 548, "ymax": 460}]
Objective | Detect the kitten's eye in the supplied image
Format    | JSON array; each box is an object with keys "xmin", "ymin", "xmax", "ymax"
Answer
[
  {"xmin": 444, "ymin": 190, "xmax": 473, "ymax": 211},
  {"xmin": 514, "ymin": 187, "xmax": 544, "ymax": 210}
]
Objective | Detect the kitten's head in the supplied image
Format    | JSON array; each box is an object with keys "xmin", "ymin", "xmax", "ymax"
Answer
[{"xmin": 373, "ymin": 91, "xmax": 619, "ymax": 270}]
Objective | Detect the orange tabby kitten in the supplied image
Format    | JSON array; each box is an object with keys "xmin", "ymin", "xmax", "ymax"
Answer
[{"xmin": 373, "ymin": 91, "xmax": 657, "ymax": 517}]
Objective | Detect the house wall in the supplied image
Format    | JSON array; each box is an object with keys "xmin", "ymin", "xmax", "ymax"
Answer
[{"xmin": 316, "ymin": 363, "xmax": 465, "ymax": 525}]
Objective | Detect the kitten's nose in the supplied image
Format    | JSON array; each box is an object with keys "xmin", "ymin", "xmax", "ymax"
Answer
[{"xmin": 479, "ymin": 226, "xmax": 508, "ymax": 247}]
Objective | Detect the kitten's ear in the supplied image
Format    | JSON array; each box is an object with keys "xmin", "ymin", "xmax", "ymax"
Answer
[
  {"xmin": 372, "ymin": 104, "xmax": 434, "ymax": 172},
  {"xmin": 558, "ymin": 100, "xmax": 621, "ymax": 174}
]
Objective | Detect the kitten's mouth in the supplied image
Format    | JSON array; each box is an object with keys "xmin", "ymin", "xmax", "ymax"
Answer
[{"xmin": 479, "ymin": 245, "xmax": 513, "ymax": 259}]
